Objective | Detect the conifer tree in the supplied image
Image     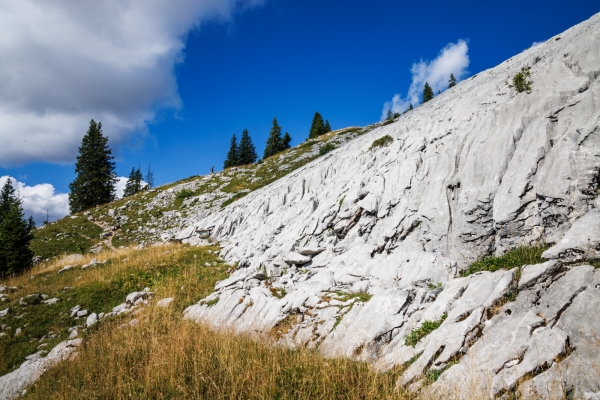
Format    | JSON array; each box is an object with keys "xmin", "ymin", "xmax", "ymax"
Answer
[
  {"xmin": 282, "ymin": 132, "xmax": 292, "ymax": 150},
  {"xmin": 422, "ymin": 82, "xmax": 434, "ymax": 103},
  {"xmin": 0, "ymin": 178, "xmax": 34, "ymax": 277},
  {"xmin": 386, "ymin": 109, "xmax": 393, "ymax": 120},
  {"xmin": 409, "ymin": 103, "xmax": 413, "ymax": 110},
  {"xmin": 145, "ymin": 164, "xmax": 155, "ymax": 189},
  {"xmin": 237, "ymin": 129, "xmax": 258, "ymax": 165},
  {"xmin": 69, "ymin": 120, "xmax": 117, "ymax": 213},
  {"xmin": 134, "ymin": 167, "xmax": 144, "ymax": 191},
  {"xmin": 263, "ymin": 117, "xmax": 283, "ymax": 159},
  {"xmin": 324, "ymin": 120, "xmax": 331, "ymax": 133},
  {"xmin": 309, "ymin": 112, "xmax": 326, "ymax": 139},
  {"xmin": 123, "ymin": 167, "xmax": 137, "ymax": 197},
  {"xmin": 224, "ymin": 133, "xmax": 239, "ymax": 169},
  {"xmin": 448, "ymin": 73, "xmax": 457, "ymax": 88}
]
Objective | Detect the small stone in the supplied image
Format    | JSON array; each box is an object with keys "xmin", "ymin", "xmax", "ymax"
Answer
[
  {"xmin": 15, "ymin": 327, "xmax": 22, "ymax": 336},
  {"xmin": 86, "ymin": 313, "xmax": 99, "ymax": 327},
  {"xmin": 76, "ymin": 310, "xmax": 88, "ymax": 317},
  {"xmin": 0, "ymin": 308, "xmax": 10, "ymax": 317},
  {"xmin": 157, "ymin": 298, "xmax": 174, "ymax": 308},
  {"xmin": 57, "ymin": 265, "xmax": 73, "ymax": 274},
  {"xmin": 42, "ymin": 298, "xmax": 61, "ymax": 305}
]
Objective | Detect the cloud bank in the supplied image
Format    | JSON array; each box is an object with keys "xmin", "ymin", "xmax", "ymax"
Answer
[
  {"xmin": 1, "ymin": 175, "xmax": 137, "ymax": 225},
  {"xmin": 0, "ymin": 0, "xmax": 266, "ymax": 166},
  {"xmin": 382, "ymin": 40, "xmax": 470, "ymax": 119}
]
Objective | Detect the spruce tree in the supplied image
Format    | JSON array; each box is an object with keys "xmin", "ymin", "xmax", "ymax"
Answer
[
  {"xmin": 324, "ymin": 120, "xmax": 331, "ymax": 133},
  {"xmin": 264, "ymin": 117, "xmax": 283, "ymax": 159},
  {"xmin": 309, "ymin": 112, "xmax": 326, "ymax": 139},
  {"xmin": 0, "ymin": 178, "xmax": 34, "ymax": 277},
  {"xmin": 422, "ymin": 82, "xmax": 434, "ymax": 103},
  {"xmin": 238, "ymin": 129, "xmax": 258, "ymax": 165},
  {"xmin": 448, "ymin": 73, "xmax": 457, "ymax": 88},
  {"xmin": 282, "ymin": 132, "xmax": 292, "ymax": 150},
  {"xmin": 134, "ymin": 166, "xmax": 144, "ymax": 191},
  {"xmin": 224, "ymin": 133, "xmax": 239, "ymax": 169},
  {"xmin": 386, "ymin": 109, "xmax": 393, "ymax": 120},
  {"xmin": 145, "ymin": 164, "xmax": 155, "ymax": 189},
  {"xmin": 409, "ymin": 103, "xmax": 413, "ymax": 110},
  {"xmin": 69, "ymin": 120, "xmax": 117, "ymax": 213},
  {"xmin": 123, "ymin": 167, "xmax": 137, "ymax": 197}
]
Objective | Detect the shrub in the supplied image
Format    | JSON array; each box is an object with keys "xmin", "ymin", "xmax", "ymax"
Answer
[
  {"xmin": 176, "ymin": 189, "xmax": 195, "ymax": 200},
  {"xmin": 319, "ymin": 142, "xmax": 336, "ymax": 156},
  {"xmin": 506, "ymin": 67, "xmax": 533, "ymax": 93},
  {"xmin": 370, "ymin": 135, "xmax": 393, "ymax": 150}
]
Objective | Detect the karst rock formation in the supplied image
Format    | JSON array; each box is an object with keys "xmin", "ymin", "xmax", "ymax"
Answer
[{"xmin": 181, "ymin": 13, "xmax": 600, "ymax": 398}]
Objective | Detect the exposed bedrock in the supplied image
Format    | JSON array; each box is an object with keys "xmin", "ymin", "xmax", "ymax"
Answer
[{"xmin": 182, "ymin": 13, "xmax": 600, "ymax": 398}]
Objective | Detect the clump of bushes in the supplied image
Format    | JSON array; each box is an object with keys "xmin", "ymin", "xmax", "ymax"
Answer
[
  {"xmin": 319, "ymin": 142, "xmax": 336, "ymax": 156},
  {"xmin": 506, "ymin": 67, "xmax": 533, "ymax": 93},
  {"xmin": 370, "ymin": 135, "xmax": 394, "ymax": 150},
  {"xmin": 176, "ymin": 188, "xmax": 195, "ymax": 200}
]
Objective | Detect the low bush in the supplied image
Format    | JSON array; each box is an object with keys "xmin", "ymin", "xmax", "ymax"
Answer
[
  {"xmin": 319, "ymin": 142, "xmax": 336, "ymax": 156},
  {"xmin": 370, "ymin": 135, "xmax": 394, "ymax": 150},
  {"xmin": 506, "ymin": 67, "xmax": 533, "ymax": 93},
  {"xmin": 176, "ymin": 188, "xmax": 195, "ymax": 200}
]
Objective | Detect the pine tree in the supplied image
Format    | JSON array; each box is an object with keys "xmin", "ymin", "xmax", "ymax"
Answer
[
  {"xmin": 309, "ymin": 112, "xmax": 326, "ymax": 139},
  {"xmin": 448, "ymin": 73, "xmax": 457, "ymax": 88},
  {"xmin": 0, "ymin": 178, "xmax": 34, "ymax": 277},
  {"xmin": 123, "ymin": 167, "xmax": 137, "ymax": 197},
  {"xmin": 282, "ymin": 132, "xmax": 292, "ymax": 150},
  {"xmin": 386, "ymin": 109, "xmax": 393, "ymax": 120},
  {"xmin": 264, "ymin": 117, "xmax": 283, "ymax": 159},
  {"xmin": 237, "ymin": 129, "xmax": 258, "ymax": 165},
  {"xmin": 324, "ymin": 120, "xmax": 331, "ymax": 133},
  {"xmin": 422, "ymin": 82, "xmax": 434, "ymax": 103},
  {"xmin": 409, "ymin": 103, "xmax": 413, "ymax": 110},
  {"xmin": 224, "ymin": 133, "xmax": 239, "ymax": 169},
  {"xmin": 69, "ymin": 120, "xmax": 117, "ymax": 213},
  {"xmin": 145, "ymin": 164, "xmax": 155, "ymax": 189},
  {"xmin": 134, "ymin": 167, "xmax": 144, "ymax": 191}
]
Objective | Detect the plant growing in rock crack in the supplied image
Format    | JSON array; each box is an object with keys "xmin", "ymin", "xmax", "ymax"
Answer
[
  {"xmin": 404, "ymin": 313, "xmax": 447, "ymax": 347},
  {"xmin": 460, "ymin": 245, "xmax": 548, "ymax": 277},
  {"xmin": 269, "ymin": 287, "xmax": 287, "ymax": 299},
  {"xmin": 369, "ymin": 135, "xmax": 393, "ymax": 150},
  {"xmin": 506, "ymin": 67, "xmax": 533, "ymax": 93}
]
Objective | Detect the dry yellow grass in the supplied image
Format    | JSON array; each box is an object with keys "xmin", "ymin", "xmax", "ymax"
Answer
[{"xmin": 25, "ymin": 305, "xmax": 414, "ymax": 399}]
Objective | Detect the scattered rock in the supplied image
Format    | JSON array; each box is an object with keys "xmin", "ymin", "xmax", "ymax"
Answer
[
  {"xmin": 86, "ymin": 313, "xmax": 99, "ymax": 327},
  {"xmin": 156, "ymin": 298, "xmax": 174, "ymax": 308},
  {"xmin": 42, "ymin": 298, "xmax": 61, "ymax": 305},
  {"xmin": 57, "ymin": 265, "xmax": 74, "ymax": 274}
]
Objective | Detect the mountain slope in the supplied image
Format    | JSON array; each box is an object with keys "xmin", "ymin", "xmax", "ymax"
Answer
[{"xmin": 181, "ymin": 13, "xmax": 600, "ymax": 398}]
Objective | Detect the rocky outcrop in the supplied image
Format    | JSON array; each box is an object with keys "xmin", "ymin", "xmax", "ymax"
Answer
[
  {"xmin": 182, "ymin": 13, "xmax": 600, "ymax": 398},
  {"xmin": 0, "ymin": 339, "xmax": 82, "ymax": 400}
]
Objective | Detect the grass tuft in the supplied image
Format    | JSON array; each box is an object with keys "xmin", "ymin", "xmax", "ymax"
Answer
[
  {"xmin": 460, "ymin": 245, "xmax": 548, "ymax": 277},
  {"xmin": 404, "ymin": 313, "xmax": 447, "ymax": 348}
]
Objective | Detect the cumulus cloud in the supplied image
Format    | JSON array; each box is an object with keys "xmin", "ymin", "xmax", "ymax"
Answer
[
  {"xmin": 0, "ymin": 175, "xmax": 136, "ymax": 225},
  {"xmin": 0, "ymin": 0, "xmax": 266, "ymax": 166},
  {"xmin": 0, "ymin": 175, "xmax": 69, "ymax": 225},
  {"xmin": 382, "ymin": 40, "xmax": 470, "ymax": 119}
]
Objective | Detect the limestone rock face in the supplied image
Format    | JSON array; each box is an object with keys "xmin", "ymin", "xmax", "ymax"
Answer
[
  {"xmin": 0, "ymin": 339, "xmax": 82, "ymax": 400},
  {"xmin": 182, "ymin": 13, "xmax": 600, "ymax": 398}
]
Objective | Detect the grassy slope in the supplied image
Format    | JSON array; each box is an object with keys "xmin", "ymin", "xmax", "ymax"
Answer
[{"xmin": 30, "ymin": 125, "xmax": 376, "ymax": 260}]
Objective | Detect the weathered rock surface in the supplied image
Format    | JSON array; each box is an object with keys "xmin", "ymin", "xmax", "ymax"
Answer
[
  {"xmin": 0, "ymin": 339, "xmax": 82, "ymax": 400},
  {"xmin": 180, "ymin": 13, "xmax": 600, "ymax": 398}
]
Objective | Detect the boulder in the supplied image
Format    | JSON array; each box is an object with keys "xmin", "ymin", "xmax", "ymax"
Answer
[{"xmin": 283, "ymin": 252, "xmax": 311, "ymax": 265}]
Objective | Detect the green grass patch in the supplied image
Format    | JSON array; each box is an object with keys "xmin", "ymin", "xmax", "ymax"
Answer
[
  {"xmin": 330, "ymin": 291, "xmax": 372, "ymax": 303},
  {"xmin": 370, "ymin": 135, "xmax": 394, "ymax": 150},
  {"xmin": 460, "ymin": 245, "xmax": 549, "ymax": 277},
  {"xmin": 404, "ymin": 313, "xmax": 447, "ymax": 348},
  {"xmin": 31, "ymin": 217, "xmax": 103, "ymax": 260}
]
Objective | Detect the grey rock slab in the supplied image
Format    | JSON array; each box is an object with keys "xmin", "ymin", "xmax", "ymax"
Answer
[
  {"xmin": 518, "ymin": 260, "xmax": 561, "ymax": 289},
  {"xmin": 86, "ymin": 313, "xmax": 99, "ymax": 327},
  {"xmin": 543, "ymin": 208, "xmax": 600, "ymax": 262},
  {"xmin": 0, "ymin": 308, "xmax": 10, "ymax": 318},
  {"xmin": 42, "ymin": 298, "xmax": 61, "ymax": 305},
  {"xmin": 0, "ymin": 339, "xmax": 82, "ymax": 400},
  {"xmin": 283, "ymin": 252, "xmax": 311, "ymax": 265},
  {"xmin": 156, "ymin": 298, "xmax": 175, "ymax": 308}
]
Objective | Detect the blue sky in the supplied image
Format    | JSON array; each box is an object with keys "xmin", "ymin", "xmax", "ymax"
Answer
[{"xmin": 0, "ymin": 0, "xmax": 598, "ymax": 224}]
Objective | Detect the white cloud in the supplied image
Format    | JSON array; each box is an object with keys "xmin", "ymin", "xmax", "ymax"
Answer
[
  {"xmin": 531, "ymin": 41, "xmax": 544, "ymax": 47},
  {"xmin": 382, "ymin": 40, "xmax": 470, "ymax": 119},
  {"xmin": 0, "ymin": 0, "xmax": 266, "ymax": 166},
  {"xmin": 0, "ymin": 175, "xmax": 136, "ymax": 225},
  {"xmin": 115, "ymin": 176, "xmax": 147, "ymax": 198},
  {"xmin": 0, "ymin": 175, "xmax": 69, "ymax": 225}
]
